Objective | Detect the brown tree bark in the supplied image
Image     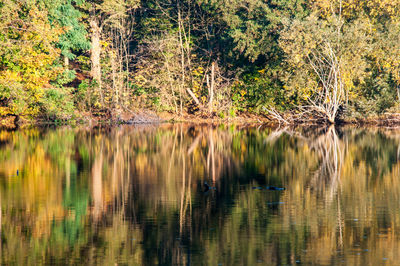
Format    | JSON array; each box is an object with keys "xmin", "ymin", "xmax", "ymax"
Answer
[
  {"xmin": 208, "ymin": 62, "xmax": 215, "ymax": 113},
  {"xmin": 90, "ymin": 18, "xmax": 103, "ymax": 101}
]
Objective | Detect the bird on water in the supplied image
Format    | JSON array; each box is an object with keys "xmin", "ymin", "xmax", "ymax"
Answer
[
  {"xmin": 204, "ymin": 182, "xmax": 216, "ymax": 192},
  {"xmin": 266, "ymin": 186, "xmax": 285, "ymax": 191}
]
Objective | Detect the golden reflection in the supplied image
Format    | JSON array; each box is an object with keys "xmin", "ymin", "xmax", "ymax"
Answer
[{"xmin": 1, "ymin": 125, "xmax": 400, "ymax": 264}]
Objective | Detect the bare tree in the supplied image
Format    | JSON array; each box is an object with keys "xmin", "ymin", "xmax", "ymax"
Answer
[
  {"xmin": 87, "ymin": 0, "xmax": 140, "ymax": 109},
  {"xmin": 305, "ymin": 42, "xmax": 345, "ymax": 124}
]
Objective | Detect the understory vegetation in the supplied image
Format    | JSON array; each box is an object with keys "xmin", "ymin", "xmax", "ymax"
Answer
[{"xmin": 1, "ymin": 0, "xmax": 400, "ymax": 124}]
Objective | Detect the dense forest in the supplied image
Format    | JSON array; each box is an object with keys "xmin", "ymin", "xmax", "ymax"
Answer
[{"xmin": 1, "ymin": 0, "xmax": 400, "ymax": 125}]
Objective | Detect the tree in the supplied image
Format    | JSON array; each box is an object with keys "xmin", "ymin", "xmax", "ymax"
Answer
[
  {"xmin": 0, "ymin": 1, "xmax": 63, "ymax": 121},
  {"xmin": 83, "ymin": 0, "xmax": 140, "ymax": 108},
  {"xmin": 279, "ymin": 0, "xmax": 375, "ymax": 123},
  {"xmin": 45, "ymin": 0, "xmax": 91, "ymax": 66},
  {"xmin": 197, "ymin": 0, "xmax": 310, "ymax": 62},
  {"xmin": 133, "ymin": 0, "xmax": 221, "ymax": 114}
]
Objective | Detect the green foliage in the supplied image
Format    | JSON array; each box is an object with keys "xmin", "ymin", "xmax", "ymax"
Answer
[
  {"xmin": 353, "ymin": 71, "xmax": 398, "ymax": 115},
  {"xmin": 74, "ymin": 79, "xmax": 98, "ymax": 111},
  {"xmin": 278, "ymin": 0, "xmax": 400, "ymax": 120},
  {"xmin": 231, "ymin": 69, "xmax": 286, "ymax": 113},
  {"xmin": 42, "ymin": 0, "xmax": 90, "ymax": 59},
  {"xmin": 2, "ymin": 0, "xmax": 400, "ymax": 122},
  {"xmin": 0, "ymin": 0, "xmax": 89, "ymax": 122},
  {"xmin": 76, "ymin": 55, "xmax": 91, "ymax": 71},
  {"xmin": 198, "ymin": 0, "xmax": 309, "ymax": 62},
  {"xmin": 0, "ymin": 1, "xmax": 63, "ymax": 118},
  {"xmin": 54, "ymin": 69, "xmax": 77, "ymax": 87},
  {"xmin": 41, "ymin": 87, "xmax": 75, "ymax": 120}
]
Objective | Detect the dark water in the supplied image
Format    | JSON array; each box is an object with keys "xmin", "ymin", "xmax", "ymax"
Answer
[{"xmin": 0, "ymin": 124, "xmax": 400, "ymax": 265}]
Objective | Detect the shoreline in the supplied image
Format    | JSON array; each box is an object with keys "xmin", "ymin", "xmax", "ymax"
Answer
[{"xmin": 3, "ymin": 111, "xmax": 400, "ymax": 129}]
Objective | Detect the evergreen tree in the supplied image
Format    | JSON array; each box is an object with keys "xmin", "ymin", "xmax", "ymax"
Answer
[{"xmin": 46, "ymin": 0, "xmax": 91, "ymax": 65}]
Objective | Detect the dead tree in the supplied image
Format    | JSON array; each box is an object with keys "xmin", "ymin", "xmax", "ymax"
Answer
[{"xmin": 306, "ymin": 42, "xmax": 345, "ymax": 124}]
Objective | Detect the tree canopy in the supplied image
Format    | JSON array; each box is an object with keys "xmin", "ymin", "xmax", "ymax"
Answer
[{"xmin": 1, "ymin": 0, "xmax": 400, "ymax": 125}]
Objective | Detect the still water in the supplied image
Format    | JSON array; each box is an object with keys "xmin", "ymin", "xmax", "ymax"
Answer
[{"xmin": 0, "ymin": 124, "xmax": 400, "ymax": 265}]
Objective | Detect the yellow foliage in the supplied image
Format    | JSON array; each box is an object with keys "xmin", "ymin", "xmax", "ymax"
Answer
[
  {"xmin": 101, "ymin": 40, "xmax": 110, "ymax": 48},
  {"xmin": 312, "ymin": 0, "xmax": 400, "ymax": 18},
  {"xmin": 0, "ymin": 3, "xmax": 63, "ymax": 117}
]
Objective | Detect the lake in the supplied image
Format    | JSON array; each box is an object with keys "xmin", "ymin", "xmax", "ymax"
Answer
[{"xmin": 0, "ymin": 124, "xmax": 399, "ymax": 265}]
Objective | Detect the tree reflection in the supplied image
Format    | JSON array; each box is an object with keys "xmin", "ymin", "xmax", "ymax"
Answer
[
  {"xmin": 308, "ymin": 125, "xmax": 343, "ymax": 198},
  {"xmin": 1, "ymin": 125, "xmax": 400, "ymax": 264}
]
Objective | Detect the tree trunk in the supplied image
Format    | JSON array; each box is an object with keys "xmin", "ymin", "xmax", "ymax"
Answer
[
  {"xmin": 90, "ymin": 18, "xmax": 103, "ymax": 102},
  {"xmin": 64, "ymin": 56, "xmax": 69, "ymax": 67},
  {"xmin": 208, "ymin": 62, "xmax": 215, "ymax": 113},
  {"xmin": 110, "ymin": 50, "xmax": 118, "ymax": 108},
  {"xmin": 178, "ymin": 9, "xmax": 200, "ymax": 109}
]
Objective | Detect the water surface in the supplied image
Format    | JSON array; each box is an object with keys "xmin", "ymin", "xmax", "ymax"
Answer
[{"xmin": 0, "ymin": 124, "xmax": 399, "ymax": 265}]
